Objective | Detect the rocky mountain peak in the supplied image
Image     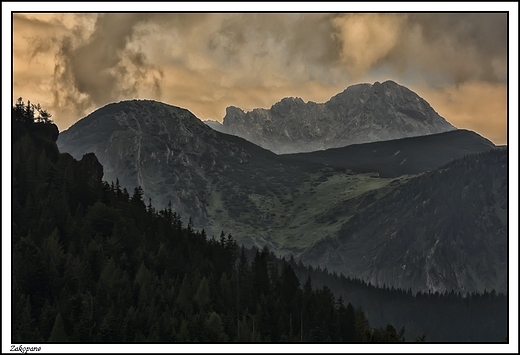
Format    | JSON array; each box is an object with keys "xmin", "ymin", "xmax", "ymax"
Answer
[
  {"xmin": 225, "ymin": 105, "xmax": 245, "ymax": 115},
  {"xmin": 214, "ymin": 81, "xmax": 456, "ymax": 154},
  {"xmin": 222, "ymin": 106, "xmax": 246, "ymax": 127},
  {"xmin": 272, "ymin": 96, "xmax": 305, "ymax": 108}
]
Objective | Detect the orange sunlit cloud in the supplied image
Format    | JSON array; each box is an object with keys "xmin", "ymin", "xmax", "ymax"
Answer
[{"xmin": 11, "ymin": 12, "xmax": 508, "ymax": 145}]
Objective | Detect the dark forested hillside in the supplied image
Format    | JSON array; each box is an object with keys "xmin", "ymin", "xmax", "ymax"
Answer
[
  {"xmin": 12, "ymin": 100, "xmax": 406, "ymax": 343},
  {"xmin": 284, "ymin": 257, "xmax": 507, "ymax": 342}
]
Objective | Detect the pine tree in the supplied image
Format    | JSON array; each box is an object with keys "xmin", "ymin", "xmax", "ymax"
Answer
[
  {"xmin": 177, "ymin": 275, "xmax": 193, "ymax": 317},
  {"xmin": 281, "ymin": 263, "xmax": 300, "ymax": 307},
  {"xmin": 344, "ymin": 302, "xmax": 357, "ymax": 342},
  {"xmin": 194, "ymin": 276, "xmax": 211, "ymax": 311},
  {"xmin": 177, "ymin": 319, "xmax": 190, "ymax": 342},
  {"xmin": 13, "ymin": 294, "xmax": 41, "ymax": 342},
  {"xmin": 206, "ymin": 311, "xmax": 226, "ymax": 341},
  {"xmin": 48, "ymin": 313, "xmax": 68, "ymax": 342}
]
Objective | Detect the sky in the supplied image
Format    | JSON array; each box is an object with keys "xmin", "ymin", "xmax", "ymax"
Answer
[{"xmin": 7, "ymin": 5, "xmax": 517, "ymax": 146}]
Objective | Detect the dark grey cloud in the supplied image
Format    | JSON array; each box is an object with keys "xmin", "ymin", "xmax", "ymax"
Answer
[
  {"xmin": 13, "ymin": 13, "xmax": 509, "ymax": 144},
  {"xmin": 46, "ymin": 13, "xmax": 217, "ymax": 114},
  {"xmin": 410, "ymin": 13, "xmax": 507, "ymax": 57},
  {"xmin": 62, "ymin": 14, "xmax": 158, "ymax": 104},
  {"xmin": 43, "ymin": 13, "xmax": 509, "ymax": 110},
  {"xmin": 393, "ymin": 13, "xmax": 507, "ymax": 84}
]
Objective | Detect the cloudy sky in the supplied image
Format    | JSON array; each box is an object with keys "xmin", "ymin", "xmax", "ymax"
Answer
[{"xmin": 7, "ymin": 5, "xmax": 517, "ymax": 145}]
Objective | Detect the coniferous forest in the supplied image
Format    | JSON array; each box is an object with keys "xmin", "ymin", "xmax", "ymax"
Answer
[{"xmin": 11, "ymin": 100, "xmax": 507, "ymax": 343}]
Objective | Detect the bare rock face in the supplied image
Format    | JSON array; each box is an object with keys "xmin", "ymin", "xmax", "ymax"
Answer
[{"xmin": 211, "ymin": 81, "xmax": 456, "ymax": 154}]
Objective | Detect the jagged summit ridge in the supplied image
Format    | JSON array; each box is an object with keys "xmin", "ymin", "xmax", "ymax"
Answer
[{"xmin": 208, "ymin": 80, "xmax": 456, "ymax": 154}]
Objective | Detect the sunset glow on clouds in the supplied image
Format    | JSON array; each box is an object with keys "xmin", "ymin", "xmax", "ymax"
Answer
[{"xmin": 7, "ymin": 5, "xmax": 516, "ymax": 145}]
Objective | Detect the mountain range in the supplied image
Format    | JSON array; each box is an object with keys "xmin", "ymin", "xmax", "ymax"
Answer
[
  {"xmin": 13, "ymin": 108, "xmax": 507, "ymax": 343},
  {"xmin": 57, "ymin": 82, "xmax": 506, "ymax": 293},
  {"xmin": 206, "ymin": 80, "xmax": 456, "ymax": 154}
]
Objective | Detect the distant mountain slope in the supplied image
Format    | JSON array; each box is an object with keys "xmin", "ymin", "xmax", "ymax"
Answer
[
  {"xmin": 57, "ymin": 99, "xmax": 311, "ymax": 230},
  {"xmin": 279, "ymin": 129, "xmax": 496, "ymax": 177},
  {"xmin": 301, "ymin": 149, "xmax": 508, "ymax": 293},
  {"xmin": 209, "ymin": 80, "xmax": 456, "ymax": 154},
  {"xmin": 58, "ymin": 99, "xmax": 504, "ymax": 293}
]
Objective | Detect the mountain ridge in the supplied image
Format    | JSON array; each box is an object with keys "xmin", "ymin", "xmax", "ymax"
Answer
[
  {"xmin": 278, "ymin": 129, "xmax": 495, "ymax": 178},
  {"xmin": 57, "ymin": 96, "xmax": 504, "ymax": 293},
  {"xmin": 208, "ymin": 80, "xmax": 456, "ymax": 154}
]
